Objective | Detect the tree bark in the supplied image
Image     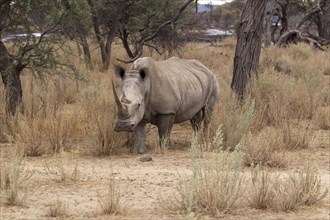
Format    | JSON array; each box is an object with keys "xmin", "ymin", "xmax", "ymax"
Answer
[
  {"xmin": 317, "ymin": 5, "xmax": 330, "ymax": 40},
  {"xmin": 264, "ymin": 11, "xmax": 272, "ymax": 47},
  {"xmin": 78, "ymin": 31, "xmax": 93, "ymax": 70},
  {"xmin": 231, "ymin": 0, "xmax": 267, "ymax": 99},
  {"xmin": 87, "ymin": 0, "xmax": 107, "ymax": 66},
  {"xmin": 0, "ymin": 42, "xmax": 22, "ymax": 115},
  {"xmin": 103, "ymin": 29, "xmax": 117, "ymax": 70}
]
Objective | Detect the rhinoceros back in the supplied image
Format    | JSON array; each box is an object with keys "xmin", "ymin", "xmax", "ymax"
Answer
[{"xmin": 135, "ymin": 57, "xmax": 219, "ymax": 124}]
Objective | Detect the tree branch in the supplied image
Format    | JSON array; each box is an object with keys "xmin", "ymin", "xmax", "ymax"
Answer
[
  {"xmin": 296, "ymin": 0, "xmax": 326, "ymax": 29},
  {"xmin": 117, "ymin": 0, "xmax": 194, "ymax": 64}
]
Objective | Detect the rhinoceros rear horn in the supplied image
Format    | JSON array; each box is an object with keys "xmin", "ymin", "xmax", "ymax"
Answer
[{"xmin": 112, "ymin": 81, "xmax": 126, "ymax": 115}]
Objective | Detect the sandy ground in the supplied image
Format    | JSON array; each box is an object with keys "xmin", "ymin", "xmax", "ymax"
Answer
[{"xmin": 0, "ymin": 126, "xmax": 329, "ymax": 220}]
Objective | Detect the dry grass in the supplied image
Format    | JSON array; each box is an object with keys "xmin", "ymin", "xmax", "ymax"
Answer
[
  {"xmin": 244, "ymin": 127, "xmax": 288, "ymax": 168},
  {"xmin": 172, "ymin": 133, "xmax": 244, "ymax": 217},
  {"xmin": 313, "ymin": 107, "xmax": 330, "ymax": 130},
  {"xmin": 97, "ymin": 177, "xmax": 129, "ymax": 216},
  {"xmin": 46, "ymin": 198, "xmax": 70, "ymax": 218},
  {"xmin": 44, "ymin": 113, "xmax": 79, "ymax": 153},
  {"xmin": 173, "ymin": 124, "xmax": 327, "ymax": 216},
  {"xmin": 0, "ymin": 148, "xmax": 34, "ymax": 206},
  {"xmin": 248, "ymin": 163, "xmax": 328, "ymax": 212},
  {"xmin": 83, "ymin": 91, "xmax": 133, "ymax": 156},
  {"xmin": 44, "ymin": 151, "xmax": 80, "ymax": 183},
  {"xmin": 221, "ymin": 98, "xmax": 255, "ymax": 151},
  {"xmin": 282, "ymin": 122, "xmax": 310, "ymax": 150},
  {"xmin": 11, "ymin": 115, "xmax": 45, "ymax": 157}
]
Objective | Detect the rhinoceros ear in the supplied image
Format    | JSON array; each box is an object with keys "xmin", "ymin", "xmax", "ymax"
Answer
[
  {"xmin": 139, "ymin": 68, "xmax": 149, "ymax": 80},
  {"xmin": 114, "ymin": 65, "xmax": 125, "ymax": 79}
]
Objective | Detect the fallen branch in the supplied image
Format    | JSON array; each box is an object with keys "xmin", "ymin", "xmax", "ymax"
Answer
[{"xmin": 276, "ymin": 29, "xmax": 325, "ymax": 51}]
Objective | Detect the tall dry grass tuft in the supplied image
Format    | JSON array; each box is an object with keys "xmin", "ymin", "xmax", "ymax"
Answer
[
  {"xmin": 13, "ymin": 114, "xmax": 46, "ymax": 157},
  {"xmin": 51, "ymin": 77, "xmax": 80, "ymax": 105},
  {"xmin": 82, "ymin": 83, "xmax": 132, "ymax": 155},
  {"xmin": 1, "ymin": 73, "xmax": 84, "ymax": 155},
  {"xmin": 44, "ymin": 112, "xmax": 79, "ymax": 153},
  {"xmin": 173, "ymin": 131, "xmax": 244, "ymax": 216},
  {"xmin": 221, "ymin": 98, "xmax": 255, "ymax": 151},
  {"xmin": 313, "ymin": 107, "xmax": 330, "ymax": 130},
  {"xmin": 0, "ymin": 148, "xmax": 34, "ymax": 205},
  {"xmin": 249, "ymin": 72, "xmax": 321, "ymax": 131},
  {"xmin": 282, "ymin": 122, "xmax": 309, "ymax": 150},
  {"xmin": 248, "ymin": 163, "xmax": 328, "ymax": 212},
  {"xmin": 46, "ymin": 198, "xmax": 70, "ymax": 218},
  {"xmin": 244, "ymin": 128, "xmax": 288, "ymax": 168},
  {"xmin": 97, "ymin": 177, "xmax": 129, "ymax": 216},
  {"xmin": 256, "ymin": 44, "xmax": 327, "ymax": 130},
  {"xmin": 248, "ymin": 167, "xmax": 276, "ymax": 210},
  {"xmin": 44, "ymin": 151, "xmax": 80, "ymax": 183}
]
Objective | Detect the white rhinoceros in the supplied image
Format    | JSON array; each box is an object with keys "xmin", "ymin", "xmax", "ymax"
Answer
[{"xmin": 113, "ymin": 57, "xmax": 220, "ymax": 153}]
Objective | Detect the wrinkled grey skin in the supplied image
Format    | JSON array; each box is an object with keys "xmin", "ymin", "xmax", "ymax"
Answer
[{"xmin": 113, "ymin": 57, "xmax": 220, "ymax": 154}]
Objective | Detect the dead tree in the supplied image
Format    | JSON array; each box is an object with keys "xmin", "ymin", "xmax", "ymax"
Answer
[
  {"xmin": 272, "ymin": 0, "xmax": 330, "ymax": 49},
  {"xmin": 231, "ymin": 0, "xmax": 267, "ymax": 99},
  {"xmin": 276, "ymin": 29, "xmax": 324, "ymax": 50}
]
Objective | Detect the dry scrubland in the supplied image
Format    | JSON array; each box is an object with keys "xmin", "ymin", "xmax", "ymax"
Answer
[{"xmin": 0, "ymin": 38, "xmax": 329, "ymax": 219}]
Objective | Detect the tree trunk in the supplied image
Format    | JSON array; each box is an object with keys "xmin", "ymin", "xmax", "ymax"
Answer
[
  {"xmin": 78, "ymin": 32, "xmax": 94, "ymax": 70},
  {"xmin": 87, "ymin": 0, "xmax": 107, "ymax": 66},
  {"xmin": 0, "ymin": 42, "xmax": 22, "ymax": 115},
  {"xmin": 280, "ymin": 9, "xmax": 288, "ymax": 35},
  {"xmin": 264, "ymin": 11, "xmax": 272, "ymax": 47},
  {"xmin": 318, "ymin": 6, "xmax": 330, "ymax": 40},
  {"xmin": 103, "ymin": 29, "xmax": 117, "ymax": 70},
  {"xmin": 231, "ymin": 0, "xmax": 267, "ymax": 99}
]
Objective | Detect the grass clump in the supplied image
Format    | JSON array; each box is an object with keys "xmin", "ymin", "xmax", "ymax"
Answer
[
  {"xmin": 44, "ymin": 151, "xmax": 80, "ymax": 183},
  {"xmin": 244, "ymin": 128, "xmax": 288, "ymax": 168},
  {"xmin": 13, "ymin": 115, "xmax": 45, "ymax": 157},
  {"xmin": 86, "ymin": 98, "xmax": 132, "ymax": 156},
  {"xmin": 44, "ymin": 113, "xmax": 79, "ymax": 153},
  {"xmin": 174, "ymin": 131, "xmax": 244, "ymax": 217},
  {"xmin": 222, "ymin": 98, "xmax": 255, "ymax": 151},
  {"xmin": 282, "ymin": 122, "xmax": 309, "ymax": 150},
  {"xmin": 313, "ymin": 107, "xmax": 330, "ymax": 130},
  {"xmin": 248, "ymin": 163, "xmax": 328, "ymax": 212},
  {"xmin": 47, "ymin": 198, "xmax": 69, "ymax": 218},
  {"xmin": 97, "ymin": 177, "xmax": 129, "ymax": 216},
  {"xmin": 0, "ymin": 149, "xmax": 33, "ymax": 206}
]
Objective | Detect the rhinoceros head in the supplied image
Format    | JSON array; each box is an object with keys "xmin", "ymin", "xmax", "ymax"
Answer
[{"xmin": 112, "ymin": 65, "xmax": 149, "ymax": 132}]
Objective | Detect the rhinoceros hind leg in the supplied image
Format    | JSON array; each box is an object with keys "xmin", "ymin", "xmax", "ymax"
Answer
[
  {"xmin": 133, "ymin": 123, "xmax": 146, "ymax": 154},
  {"xmin": 190, "ymin": 107, "xmax": 205, "ymax": 131},
  {"xmin": 156, "ymin": 114, "xmax": 175, "ymax": 149}
]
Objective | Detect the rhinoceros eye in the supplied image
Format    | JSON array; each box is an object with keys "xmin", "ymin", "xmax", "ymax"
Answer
[{"xmin": 136, "ymin": 103, "xmax": 141, "ymax": 111}]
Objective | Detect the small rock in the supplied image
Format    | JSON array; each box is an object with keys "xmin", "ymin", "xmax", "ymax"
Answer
[{"xmin": 140, "ymin": 155, "xmax": 152, "ymax": 162}]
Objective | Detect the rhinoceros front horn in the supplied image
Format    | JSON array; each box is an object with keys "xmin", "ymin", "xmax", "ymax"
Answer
[{"xmin": 112, "ymin": 81, "xmax": 126, "ymax": 116}]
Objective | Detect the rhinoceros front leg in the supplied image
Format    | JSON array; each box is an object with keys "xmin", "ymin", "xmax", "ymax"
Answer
[
  {"xmin": 133, "ymin": 123, "xmax": 146, "ymax": 154},
  {"xmin": 156, "ymin": 114, "xmax": 175, "ymax": 150}
]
